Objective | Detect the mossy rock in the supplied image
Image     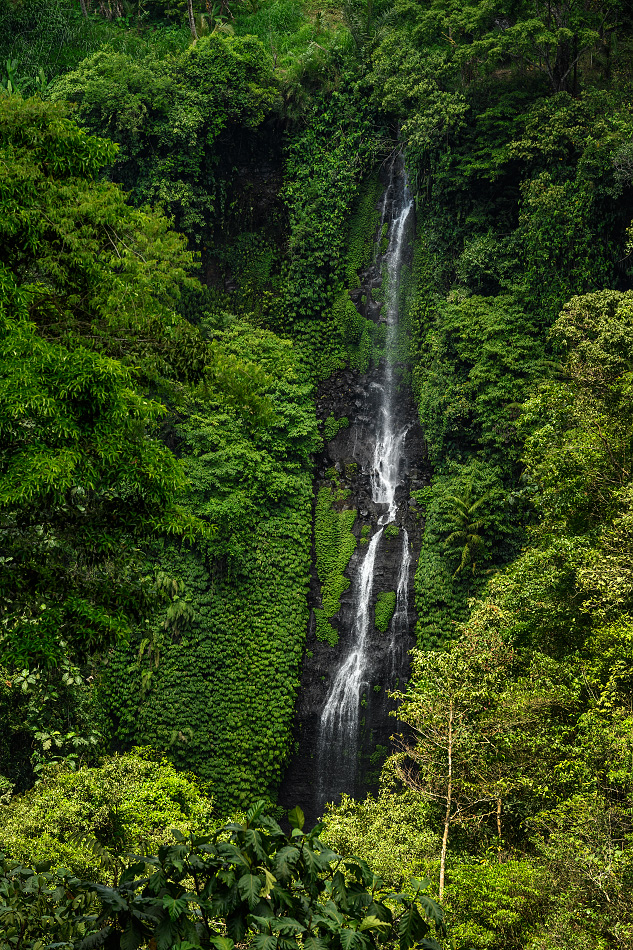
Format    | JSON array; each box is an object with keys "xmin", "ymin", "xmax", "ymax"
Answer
[
  {"xmin": 375, "ymin": 591, "xmax": 396, "ymax": 633},
  {"xmin": 314, "ymin": 608, "xmax": 339, "ymax": 646},
  {"xmin": 323, "ymin": 415, "xmax": 349, "ymax": 442},
  {"xmin": 315, "ymin": 486, "xmax": 357, "ymax": 626}
]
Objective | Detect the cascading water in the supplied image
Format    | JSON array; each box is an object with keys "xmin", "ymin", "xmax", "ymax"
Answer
[
  {"xmin": 317, "ymin": 528, "xmax": 383, "ymax": 805},
  {"xmin": 315, "ymin": 157, "xmax": 415, "ymax": 810},
  {"xmin": 390, "ymin": 528, "xmax": 411, "ymax": 680}
]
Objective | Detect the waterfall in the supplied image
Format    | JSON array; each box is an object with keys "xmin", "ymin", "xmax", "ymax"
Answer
[
  {"xmin": 316, "ymin": 528, "xmax": 383, "ymax": 806},
  {"xmin": 316, "ymin": 157, "xmax": 415, "ymax": 811},
  {"xmin": 390, "ymin": 528, "xmax": 411, "ymax": 680}
]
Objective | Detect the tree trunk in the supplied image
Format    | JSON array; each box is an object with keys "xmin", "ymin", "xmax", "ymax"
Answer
[
  {"xmin": 496, "ymin": 797, "xmax": 502, "ymax": 863},
  {"xmin": 187, "ymin": 0, "xmax": 198, "ymax": 41},
  {"xmin": 439, "ymin": 700, "xmax": 453, "ymax": 901},
  {"xmin": 553, "ymin": 37, "xmax": 571, "ymax": 92},
  {"xmin": 79, "ymin": 0, "xmax": 88, "ymax": 17}
]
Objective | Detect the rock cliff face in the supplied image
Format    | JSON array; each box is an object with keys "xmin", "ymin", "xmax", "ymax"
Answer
[{"xmin": 280, "ymin": 171, "xmax": 431, "ymax": 824}]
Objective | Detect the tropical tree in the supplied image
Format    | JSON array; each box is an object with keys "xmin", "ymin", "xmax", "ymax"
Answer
[
  {"xmin": 0, "ymin": 95, "xmax": 207, "ymax": 669},
  {"xmin": 187, "ymin": 0, "xmax": 198, "ymax": 40},
  {"xmin": 0, "ymin": 95, "xmax": 214, "ymax": 783},
  {"xmin": 390, "ymin": 623, "xmax": 579, "ymax": 899},
  {"xmin": 48, "ymin": 35, "xmax": 279, "ymax": 246},
  {"xmin": 443, "ymin": 485, "xmax": 490, "ymax": 576},
  {"xmin": 390, "ymin": 632, "xmax": 510, "ymax": 900},
  {"xmin": 0, "ymin": 752, "xmax": 213, "ymax": 882}
]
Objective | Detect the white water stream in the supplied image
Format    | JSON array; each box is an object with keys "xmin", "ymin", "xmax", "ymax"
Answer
[
  {"xmin": 316, "ymin": 158, "xmax": 415, "ymax": 809},
  {"xmin": 318, "ymin": 528, "xmax": 383, "ymax": 760}
]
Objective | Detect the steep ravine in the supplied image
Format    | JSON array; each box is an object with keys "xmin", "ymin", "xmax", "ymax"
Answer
[{"xmin": 280, "ymin": 161, "xmax": 430, "ymax": 824}]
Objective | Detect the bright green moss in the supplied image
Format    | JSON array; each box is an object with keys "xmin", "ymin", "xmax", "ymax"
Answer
[
  {"xmin": 314, "ymin": 608, "xmax": 339, "ymax": 647},
  {"xmin": 314, "ymin": 486, "xmax": 357, "ymax": 642},
  {"xmin": 380, "ymin": 222, "xmax": 389, "ymax": 255},
  {"xmin": 102, "ymin": 323, "xmax": 320, "ymax": 814},
  {"xmin": 323, "ymin": 414, "xmax": 349, "ymax": 442},
  {"xmin": 375, "ymin": 591, "xmax": 396, "ymax": 633},
  {"xmin": 345, "ymin": 173, "xmax": 383, "ymax": 288}
]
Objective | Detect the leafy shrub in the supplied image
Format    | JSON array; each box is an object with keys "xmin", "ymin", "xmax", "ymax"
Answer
[
  {"xmin": 0, "ymin": 802, "xmax": 447, "ymax": 950},
  {"xmin": 0, "ymin": 752, "xmax": 213, "ymax": 880}
]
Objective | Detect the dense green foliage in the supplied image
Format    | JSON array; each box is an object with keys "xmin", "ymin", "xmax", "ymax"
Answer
[
  {"xmin": 323, "ymin": 414, "xmax": 349, "ymax": 442},
  {"xmin": 374, "ymin": 592, "xmax": 396, "ymax": 634},
  {"xmin": 0, "ymin": 9, "xmax": 324, "ymax": 813},
  {"xmin": 395, "ymin": 24, "xmax": 633, "ymax": 647},
  {"xmin": 0, "ymin": 94, "xmax": 208, "ymax": 787},
  {"xmin": 49, "ymin": 35, "xmax": 279, "ymax": 244},
  {"xmin": 0, "ymin": 803, "xmax": 446, "ymax": 950},
  {"xmin": 314, "ymin": 484, "xmax": 357, "ymax": 647},
  {"xmin": 327, "ymin": 310, "xmax": 633, "ymax": 935},
  {"xmin": 321, "ymin": 3, "xmax": 633, "ymax": 945},
  {"xmin": 104, "ymin": 323, "xmax": 319, "ymax": 811},
  {"xmin": 0, "ymin": 0, "xmax": 190, "ymax": 95},
  {"xmin": 3, "ymin": 0, "xmax": 633, "ymax": 945},
  {"xmin": 0, "ymin": 752, "xmax": 213, "ymax": 880}
]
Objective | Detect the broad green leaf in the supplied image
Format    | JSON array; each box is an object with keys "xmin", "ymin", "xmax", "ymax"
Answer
[
  {"xmin": 339, "ymin": 929, "xmax": 366, "ymax": 950},
  {"xmin": 258, "ymin": 815, "xmax": 285, "ymax": 837},
  {"xmin": 217, "ymin": 842, "xmax": 251, "ymax": 869},
  {"xmin": 162, "ymin": 895, "xmax": 188, "ymax": 921},
  {"xmin": 238, "ymin": 873, "xmax": 263, "ymax": 910},
  {"xmin": 209, "ymin": 939, "xmax": 235, "ymax": 950},
  {"xmin": 262, "ymin": 868, "xmax": 277, "ymax": 897},
  {"xmin": 331, "ymin": 869, "xmax": 348, "ymax": 906},
  {"xmin": 398, "ymin": 905, "xmax": 429, "ymax": 950},
  {"xmin": 270, "ymin": 917, "xmax": 305, "ymax": 935},
  {"xmin": 227, "ymin": 911, "xmax": 247, "ymax": 944},
  {"xmin": 156, "ymin": 918, "xmax": 179, "ymax": 950},
  {"xmin": 120, "ymin": 923, "xmax": 144, "ymax": 950},
  {"xmin": 367, "ymin": 901, "xmax": 392, "ymax": 923},
  {"xmin": 301, "ymin": 846, "xmax": 327, "ymax": 878},
  {"xmin": 359, "ymin": 916, "xmax": 390, "ymax": 933},
  {"xmin": 288, "ymin": 806, "xmax": 305, "ymax": 831},
  {"xmin": 273, "ymin": 845, "xmax": 300, "ymax": 884},
  {"xmin": 418, "ymin": 894, "xmax": 444, "ymax": 927},
  {"xmin": 304, "ymin": 937, "xmax": 329, "ymax": 950},
  {"xmin": 251, "ymin": 936, "xmax": 277, "ymax": 950},
  {"xmin": 247, "ymin": 801, "xmax": 267, "ymax": 825},
  {"xmin": 241, "ymin": 828, "xmax": 267, "ymax": 862}
]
